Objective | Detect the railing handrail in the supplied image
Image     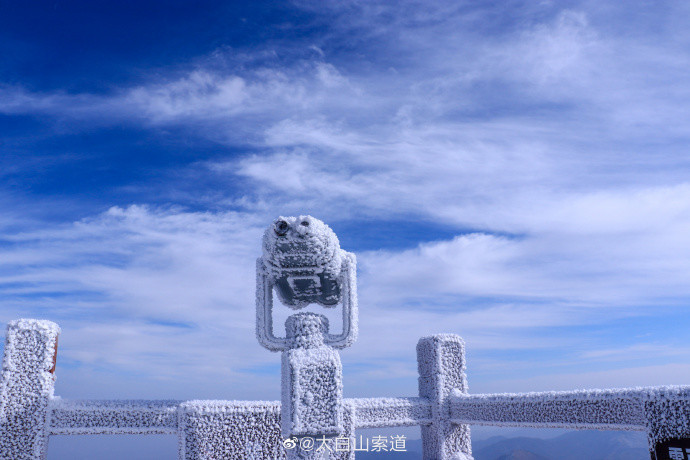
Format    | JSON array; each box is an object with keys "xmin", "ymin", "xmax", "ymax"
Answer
[
  {"xmin": 449, "ymin": 384, "xmax": 690, "ymax": 432},
  {"xmin": 4, "ymin": 318, "xmax": 690, "ymax": 459},
  {"xmin": 47, "ymin": 396, "xmax": 434, "ymax": 435},
  {"xmin": 47, "ymin": 385, "xmax": 690, "ymax": 435}
]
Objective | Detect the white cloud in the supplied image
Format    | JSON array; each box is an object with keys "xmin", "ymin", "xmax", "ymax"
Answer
[
  {"xmin": 125, "ymin": 71, "xmax": 249, "ymax": 121},
  {"xmin": 0, "ymin": 206, "xmax": 280, "ymax": 396},
  {"xmin": 2, "ymin": 200, "xmax": 686, "ymax": 399},
  {"xmin": 501, "ymin": 10, "xmax": 598, "ymax": 88}
]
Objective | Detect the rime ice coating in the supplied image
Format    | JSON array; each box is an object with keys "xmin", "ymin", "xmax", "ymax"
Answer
[
  {"xmin": 417, "ymin": 334, "xmax": 472, "ymax": 460},
  {"xmin": 179, "ymin": 400, "xmax": 285, "ymax": 459},
  {"xmin": 281, "ymin": 313, "xmax": 344, "ymax": 438},
  {"xmin": 0, "ymin": 319, "xmax": 60, "ymax": 459}
]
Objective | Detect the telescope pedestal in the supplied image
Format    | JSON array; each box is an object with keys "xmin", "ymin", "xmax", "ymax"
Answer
[{"xmin": 282, "ymin": 313, "xmax": 349, "ymax": 459}]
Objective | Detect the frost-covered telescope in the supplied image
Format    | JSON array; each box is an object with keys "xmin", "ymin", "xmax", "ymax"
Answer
[
  {"xmin": 256, "ymin": 215, "xmax": 357, "ymax": 351},
  {"xmin": 256, "ymin": 215, "xmax": 359, "ymax": 459}
]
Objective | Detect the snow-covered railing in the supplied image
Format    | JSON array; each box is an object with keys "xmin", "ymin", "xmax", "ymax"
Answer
[
  {"xmin": 450, "ymin": 387, "xmax": 690, "ymax": 459},
  {"xmin": 2, "ymin": 318, "xmax": 690, "ymax": 459},
  {"xmin": 0, "ymin": 319, "xmax": 468, "ymax": 459},
  {"xmin": 46, "ymin": 397, "xmax": 432, "ymax": 435}
]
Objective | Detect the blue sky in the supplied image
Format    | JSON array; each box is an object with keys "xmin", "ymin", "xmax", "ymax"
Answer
[{"xmin": 2, "ymin": 0, "xmax": 690, "ymax": 456}]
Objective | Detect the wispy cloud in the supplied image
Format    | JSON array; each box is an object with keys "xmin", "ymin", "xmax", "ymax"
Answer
[{"xmin": 2, "ymin": 201, "xmax": 688, "ymax": 398}]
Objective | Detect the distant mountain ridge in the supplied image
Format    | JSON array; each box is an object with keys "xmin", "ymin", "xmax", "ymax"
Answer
[
  {"xmin": 495, "ymin": 449, "xmax": 549, "ymax": 460},
  {"xmin": 355, "ymin": 430, "xmax": 647, "ymax": 459},
  {"xmin": 472, "ymin": 430, "xmax": 648, "ymax": 460}
]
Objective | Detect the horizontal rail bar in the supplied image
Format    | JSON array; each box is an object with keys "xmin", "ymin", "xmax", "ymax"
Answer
[
  {"xmin": 48, "ymin": 397, "xmax": 433, "ymax": 435},
  {"xmin": 350, "ymin": 397, "xmax": 432, "ymax": 428},
  {"xmin": 49, "ymin": 399, "xmax": 182, "ymax": 435},
  {"xmin": 49, "ymin": 386, "xmax": 690, "ymax": 435},
  {"xmin": 450, "ymin": 386, "xmax": 690, "ymax": 431}
]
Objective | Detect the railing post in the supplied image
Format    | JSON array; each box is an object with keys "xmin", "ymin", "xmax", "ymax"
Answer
[
  {"xmin": 0, "ymin": 319, "xmax": 60, "ymax": 460},
  {"xmin": 417, "ymin": 334, "xmax": 473, "ymax": 460},
  {"xmin": 643, "ymin": 387, "xmax": 690, "ymax": 460},
  {"xmin": 177, "ymin": 401, "xmax": 285, "ymax": 459}
]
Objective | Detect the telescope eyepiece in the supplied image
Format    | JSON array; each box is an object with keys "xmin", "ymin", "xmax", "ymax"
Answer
[{"xmin": 275, "ymin": 220, "xmax": 290, "ymax": 236}]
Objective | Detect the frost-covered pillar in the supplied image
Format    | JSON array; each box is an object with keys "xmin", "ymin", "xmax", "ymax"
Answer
[
  {"xmin": 417, "ymin": 334, "xmax": 473, "ymax": 460},
  {"xmin": 0, "ymin": 319, "xmax": 60, "ymax": 460},
  {"xmin": 282, "ymin": 313, "xmax": 350, "ymax": 459},
  {"xmin": 177, "ymin": 400, "xmax": 285, "ymax": 459},
  {"xmin": 643, "ymin": 387, "xmax": 690, "ymax": 460}
]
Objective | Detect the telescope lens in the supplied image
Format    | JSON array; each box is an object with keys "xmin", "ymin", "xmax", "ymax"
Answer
[{"xmin": 275, "ymin": 220, "xmax": 289, "ymax": 236}]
